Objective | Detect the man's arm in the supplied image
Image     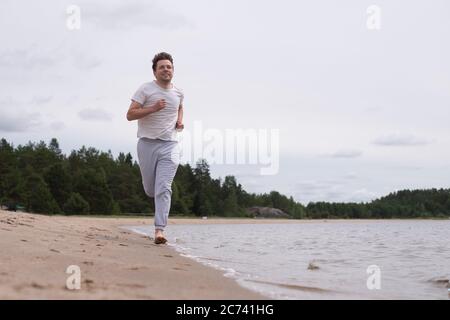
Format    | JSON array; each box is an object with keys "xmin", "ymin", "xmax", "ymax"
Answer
[
  {"xmin": 126, "ymin": 99, "xmax": 166, "ymax": 121},
  {"xmin": 176, "ymin": 104, "xmax": 184, "ymax": 130}
]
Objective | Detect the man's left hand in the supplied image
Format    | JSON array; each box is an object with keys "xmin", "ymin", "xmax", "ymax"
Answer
[{"xmin": 176, "ymin": 121, "xmax": 184, "ymax": 131}]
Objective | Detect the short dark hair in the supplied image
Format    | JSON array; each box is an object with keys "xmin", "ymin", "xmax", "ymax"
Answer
[{"xmin": 152, "ymin": 52, "xmax": 173, "ymax": 71}]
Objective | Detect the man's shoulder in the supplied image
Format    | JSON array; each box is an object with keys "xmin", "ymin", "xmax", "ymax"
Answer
[
  {"xmin": 136, "ymin": 81, "xmax": 159, "ymax": 95},
  {"xmin": 172, "ymin": 84, "xmax": 184, "ymax": 95},
  {"xmin": 139, "ymin": 81, "xmax": 183, "ymax": 96},
  {"xmin": 139, "ymin": 81, "xmax": 156, "ymax": 90}
]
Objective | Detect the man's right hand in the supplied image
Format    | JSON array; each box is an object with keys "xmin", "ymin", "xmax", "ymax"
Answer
[
  {"xmin": 126, "ymin": 99, "xmax": 166, "ymax": 121},
  {"xmin": 151, "ymin": 99, "xmax": 166, "ymax": 112}
]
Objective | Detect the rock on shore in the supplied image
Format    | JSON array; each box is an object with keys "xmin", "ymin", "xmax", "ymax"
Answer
[{"xmin": 247, "ymin": 206, "xmax": 291, "ymax": 218}]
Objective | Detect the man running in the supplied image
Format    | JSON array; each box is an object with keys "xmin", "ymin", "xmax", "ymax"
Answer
[{"xmin": 126, "ymin": 52, "xmax": 184, "ymax": 244}]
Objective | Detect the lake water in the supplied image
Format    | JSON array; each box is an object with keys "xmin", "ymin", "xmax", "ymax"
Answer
[{"xmin": 125, "ymin": 220, "xmax": 450, "ymax": 300}]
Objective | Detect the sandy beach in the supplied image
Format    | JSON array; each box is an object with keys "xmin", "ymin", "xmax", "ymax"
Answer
[{"xmin": 0, "ymin": 210, "xmax": 269, "ymax": 300}]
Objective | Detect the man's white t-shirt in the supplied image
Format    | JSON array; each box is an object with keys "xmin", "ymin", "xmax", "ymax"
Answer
[{"xmin": 131, "ymin": 80, "xmax": 184, "ymax": 141}]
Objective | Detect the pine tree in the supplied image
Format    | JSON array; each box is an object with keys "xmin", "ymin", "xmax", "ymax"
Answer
[
  {"xmin": 23, "ymin": 173, "xmax": 60, "ymax": 214},
  {"xmin": 64, "ymin": 192, "xmax": 90, "ymax": 214},
  {"xmin": 44, "ymin": 163, "xmax": 72, "ymax": 210}
]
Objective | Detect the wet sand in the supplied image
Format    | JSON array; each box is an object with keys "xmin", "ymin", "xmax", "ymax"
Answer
[{"xmin": 0, "ymin": 210, "xmax": 267, "ymax": 299}]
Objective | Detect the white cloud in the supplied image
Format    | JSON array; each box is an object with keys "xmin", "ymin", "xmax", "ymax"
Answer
[
  {"xmin": 346, "ymin": 188, "xmax": 379, "ymax": 203},
  {"xmin": 372, "ymin": 133, "xmax": 434, "ymax": 146},
  {"xmin": 82, "ymin": 1, "xmax": 192, "ymax": 30},
  {"xmin": 327, "ymin": 149, "xmax": 363, "ymax": 158},
  {"xmin": 342, "ymin": 172, "xmax": 358, "ymax": 180},
  {"xmin": 31, "ymin": 96, "xmax": 53, "ymax": 105},
  {"xmin": 0, "ymin": 43, "xmax": 101, "ymax": 74},
  {"xmin": 0, "ymin": 45, "xmax": 59, "ymax": 69},
  {"xmin": 50, "ymin": 121, "xmax": 66, "ymax": 131},
  {"xmin": 71, "ymin": 52, "xmax": 102, "ymax": 70},
  {"xmin": 0, "ymin": 112, "xmax": 42, "ymax": 132},
  {"xmin": 78, "ymin": 108, "xmax": 113, "ymax": 121},
  {"xmin": 0, "ymin": 98, "xmax": 43, "ymax": 132},
  {"xmin": 293, "ymin": 180, "xmax": 341, "ymax": 199}
]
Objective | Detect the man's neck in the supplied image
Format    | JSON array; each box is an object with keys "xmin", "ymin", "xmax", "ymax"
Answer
[{"xmin": 155, "ymin": 79, "xmax": 172, "ymax": 89}]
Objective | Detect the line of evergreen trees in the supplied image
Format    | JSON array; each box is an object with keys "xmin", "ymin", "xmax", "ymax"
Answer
[{"xmin": 1, "ymin": 138, "xmax": 449, "ymax": 218}]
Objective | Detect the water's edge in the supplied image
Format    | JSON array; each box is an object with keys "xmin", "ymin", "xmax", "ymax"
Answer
[{"xmin": 120, "ymin": 225, "xmax": 275, "ymax": 299}]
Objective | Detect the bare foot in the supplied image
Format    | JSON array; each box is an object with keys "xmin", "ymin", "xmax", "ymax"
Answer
[{"xmin": 154, "ymin": 230, "xmax": 167, "ymax": 244}]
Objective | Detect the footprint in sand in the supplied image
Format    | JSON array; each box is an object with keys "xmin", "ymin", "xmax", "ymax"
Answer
[
  {"xmin": 172, "ymin": 267, "xmax": 187, "ymax": 271},
  {"xmin": 31, "ymin": 282, "xmax": 47, "ymax": 289},
  {"xmin": 128, "ymin": 265, "xmax": 148, "ymax": 271},
  {"xmin": 82, "ymin": 261, "xmax": 94, "ymax": 266},
  {"xmin": 4, "ymin": 219, "xmax": 15, "ymax": 225},
  {"xmin": 17, "ymin": 222, "xmax": 33, "ymax": 227},
  {"xmin": 90, "ymin": 227, "xmax": 109, "ymax": 232},
  {"xmin": 82, "ymin": 279, "xmax": 95, "ymax": 291},
  {"xmin": 34, "ymin": 256, "xmax": 50, "ymax": 261}
]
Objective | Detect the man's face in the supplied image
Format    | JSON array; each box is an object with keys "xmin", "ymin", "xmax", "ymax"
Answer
[{"xmin": 154, "ymin": 59, "xmax": 173, "ymax": 82}]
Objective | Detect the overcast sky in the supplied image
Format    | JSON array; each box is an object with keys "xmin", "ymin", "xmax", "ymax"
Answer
[{"xmin": 1, "ymin": 0, "xmax": 449, "ymax": 204}]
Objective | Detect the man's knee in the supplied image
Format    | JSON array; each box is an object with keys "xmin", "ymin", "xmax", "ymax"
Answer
[
  {"xmin": 143, "ymin": 184, "xmax": 155, "ymax": 198},
  {"xmin": 155, "ymin": 184, "xmax": 172, "ymax": 198}
]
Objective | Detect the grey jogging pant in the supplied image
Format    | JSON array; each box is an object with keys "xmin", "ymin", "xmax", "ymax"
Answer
[{"xmin": 137, "ymin": 138, "xmax": 180, "ymax": 231}]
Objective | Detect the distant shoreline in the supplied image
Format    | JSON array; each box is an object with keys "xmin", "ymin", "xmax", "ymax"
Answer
[{"xmin": 6, "ymin": 212, "xmax": 448, "ymax": 221}]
